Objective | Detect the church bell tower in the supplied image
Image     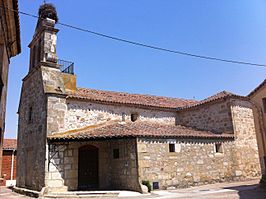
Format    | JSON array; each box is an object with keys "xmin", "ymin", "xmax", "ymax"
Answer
[{"xmin": 28, "ymin": 3, "xmax": 59, "ymax": 72}]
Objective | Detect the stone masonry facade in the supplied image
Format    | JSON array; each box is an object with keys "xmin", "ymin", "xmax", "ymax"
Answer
[
  {"xmin": 17, "ymin": 68, "xmax": 47, "ymax": 191},
  {"xmin": 138, "ymin": 139, "xmax": 237, "ymax": 189},
  {"xmin": 177, "ymin": 100, "xmax": 234, "ymax": 134},
  {"xmin": 42, "ymin": 95, "xmax": 261, "ymax": 191},
  {"xmin": 136, "ymin": 99, "xmax": 261, "ymax": 189},
  {"xmin": 248, "ymin": 79, "xmax": 266, "ymax": 175},
  {"xmin": 46, "ymin": 139, "xmax": 140, "ymax": 191},
  {"xmin": 16, "ymin": 4, "xmax": 262, "ymax": 194},
  {"xmin": 230, "ymin": 99, "xmax": 261, "ymax": 177},
  {"xmin": 63, "ymin": 100, "xmax": 176, "ymax": 132}
]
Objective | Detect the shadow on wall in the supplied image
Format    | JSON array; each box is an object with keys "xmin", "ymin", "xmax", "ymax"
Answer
[{"xmin": 224, "ymin": 184, "xmax": 266, "ymax": 199}]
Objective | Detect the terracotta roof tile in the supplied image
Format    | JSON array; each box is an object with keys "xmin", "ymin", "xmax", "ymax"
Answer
[
  {"xmin": 178, "ymin": 91, "xmax": 248, "ymax": 110},
  {"xmin": 3, "ymin": 139, "xmax": 17, "ymax": 150},
  {"xmin": 248, "ymin": 79, "xmax": 266, "ymax": 97},
  {"xmin": 48, "ymin": 121, "xmax": 234, "ymax": 141},
  {"xmin": 67, "ymin": 88, "xmax": 197, "ymax": 109}
]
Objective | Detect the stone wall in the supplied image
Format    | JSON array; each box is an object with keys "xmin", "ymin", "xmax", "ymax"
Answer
[
  {"xmin": 137, "ymin": 137, "xmax": 260, "ymax": 190},
  {"xmin": 29, "ymin": 18, "xmax": 58, "ymax": 71},
  {"xmin": 63, "ymin": 100, "xmax": 176, "ymax": 132},
  {"xmin": 137, "ymin": 99, "xmax": 261, "ymax": 190},
  {"xmin": 138, "ymin": 138, "xmax": 236, "ymax": 189},
  {"xmin": 17, "ymin": 62, "xmax": 70, "ymax": 191},
  {"xmin": 249, "ymin": 86, "xmax": 266, "ymax": 174},
  {"xmin": 47, "ymin": 96, "xmax": 67, "ymax": 135},
  {"xmin": 177, "ymin": 100, "xmax": 233, "ymax": 133},
  {"xmin": 46, "ymin": 139, "xmax": 141, "ymax": 192},
  {"xmin": 16, "ymin": 68, "xmax": 47, "ymax": 191},
  {"xmin": 230, "ymin": 99, "xmax": 262, "ymax": 177}
]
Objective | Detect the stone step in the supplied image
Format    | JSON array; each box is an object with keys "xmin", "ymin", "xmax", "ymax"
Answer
[
  {"xmin": 43, "ymin": 194, "xmax": 118, "ymax": 198},
  {"xmin": 43, "ymin": 192, "xmax": 119, "ymax": 198}
]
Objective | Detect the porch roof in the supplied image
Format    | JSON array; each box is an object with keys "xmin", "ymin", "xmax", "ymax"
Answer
[{"xmin": 47, "ymin": 121, "xmax": 234, "ymax": 141}]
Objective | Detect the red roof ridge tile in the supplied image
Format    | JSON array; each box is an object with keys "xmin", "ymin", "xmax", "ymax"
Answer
[
  {"xmin": 67, "ymin": 87, "xmax": 197, "ymax": 109},
  {"xmin": 178, "ymin": 90, "xmax": 248, "ymax": 111}
]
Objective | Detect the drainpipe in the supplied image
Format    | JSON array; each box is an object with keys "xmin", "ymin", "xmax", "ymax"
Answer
[{"xmin": 10, "ymin": 149, "xmax": 15, "ymax": 180}]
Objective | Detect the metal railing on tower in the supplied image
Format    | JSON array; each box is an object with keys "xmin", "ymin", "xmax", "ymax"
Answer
[{"xmin": 58, "ymin": 59, "xmax": 74, "ymax": 74}]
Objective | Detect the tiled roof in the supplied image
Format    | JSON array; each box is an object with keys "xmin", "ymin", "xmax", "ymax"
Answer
[
  {"xmin": 3, "ymin": 139, "xmax": 17, "ymax": 150},
  {"xmin": 5, "ymin": 0, "xmax": 21, "ymax": 57},
  {"xmin": 178, "ymin": 91, "xmax": 248, "ymax": 111},
  {"xmin": 67, "ymin": 88, "xmax": 197, "ymax": 109},
  {"xmin": 13, "ymin": 0, "xmax": 21, "ymax": 55},
  {"xmin": 248, "ymin": 79, "xmax": 266, "ymax": 97},
  {"xmin": 48, "ymin": 121, "xmax": 234, "ymax": 141}
]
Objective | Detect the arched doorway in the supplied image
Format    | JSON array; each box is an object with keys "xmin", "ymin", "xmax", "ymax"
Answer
[{"xmin": 78, "ymin": 145, "xmax": 99, "ymax": 190}]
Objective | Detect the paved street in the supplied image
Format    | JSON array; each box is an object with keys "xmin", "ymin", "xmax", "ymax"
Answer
[
  {"xmin": 120, "ymin": 179, "xmax": 266, "ymax": 199},
  {"xmin": 0, "ymin": 179, "xmax": 266, "ymax": 198},
  {"xmin": 0, "ymin": 186, "xmax": 32, "ymax": 199}
]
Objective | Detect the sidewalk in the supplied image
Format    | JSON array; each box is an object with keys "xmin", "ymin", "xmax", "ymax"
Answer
[
  {"xmin": 0, "ymin": 186, "xmax": 32, "ymax": 199},
  {"xmin": 0, "ymin": 179, "xmax": 265, "ymax": 199},
  {"xmin": 119, "ymin": 179, "xmax": 266, "ymax": 199}
]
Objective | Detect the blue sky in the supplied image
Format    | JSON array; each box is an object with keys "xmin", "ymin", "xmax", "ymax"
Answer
[{"xmin": 5, "ymin": 0, "xmax": 266, "ymax": 138}]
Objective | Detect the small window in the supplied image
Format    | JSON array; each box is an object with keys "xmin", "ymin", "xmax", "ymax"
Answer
[
  {"xmin": 131, "ymin": 113, "xmax": 138, "ymax": 122},
  {"xmin": 262, "ymin": 98, "xmax": 266, "ymax": 113},
  {"xmin": 113, "ymin": 148, "xmax": 119, "ymax": 159},
  {"xmin": 169, "ymin": 144, "xmax": 175, "ymax": 152},
  {"xmin": 215, "ymin": 143, "xmax": 223, "ymax": 153},
  {"xmin": 28, "ymin": 106, "xmax": 33, "ymax": 123},
  {"xmin": 122, "ymin": 112, "xmax": 126, "ymax": 121},
  {"xmin": 153, "ymin": 182, "xmax": 159, "ymax": 190},
  {"xmin": 31, "ymin": 45, "xmax": 36, "ymax": 68},
  {"xmin": 37, "ymin": 40, "xmax": 42, "ymax": 62}
]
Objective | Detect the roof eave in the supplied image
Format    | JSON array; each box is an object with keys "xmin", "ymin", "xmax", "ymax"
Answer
[
  {"xmin": 5, "ymin": 0, "xmax": 21, "ymax": 57},
  {"xmin": 3, "ymin": 148, "xmax": 17, "ymax": 151},
  {"xmin": 48, "ymin": 134, "xmax": 234, "ymax": 142},
  {"xmin": 177, "ymin": 95, "xmax": 249, "ymax": 112},
  {"xmin": 67, "ymin": 96, "xmax": 179, "ymax": 112},
  {"xmin": 248, "ymin": 79, "xmax": 266, "ymax": 98},
  {"xmin": 11, "ymin": 0, "xmax": 21, "ymax": 56}
]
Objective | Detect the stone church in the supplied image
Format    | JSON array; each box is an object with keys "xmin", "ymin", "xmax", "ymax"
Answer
[{"xmin": 16, "ymin": 4, "xmax": 262, "ymax": 194}]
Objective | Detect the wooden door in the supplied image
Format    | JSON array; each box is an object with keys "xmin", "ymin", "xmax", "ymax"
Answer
[{"xmin": 78, "ymin": 145, "xmax": 99, "ymax": 190}]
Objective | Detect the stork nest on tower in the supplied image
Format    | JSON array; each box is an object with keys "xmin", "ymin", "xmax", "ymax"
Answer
[{"xmin": 38, "ymin": 3, "xmax": 58, "ymax": 23}]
